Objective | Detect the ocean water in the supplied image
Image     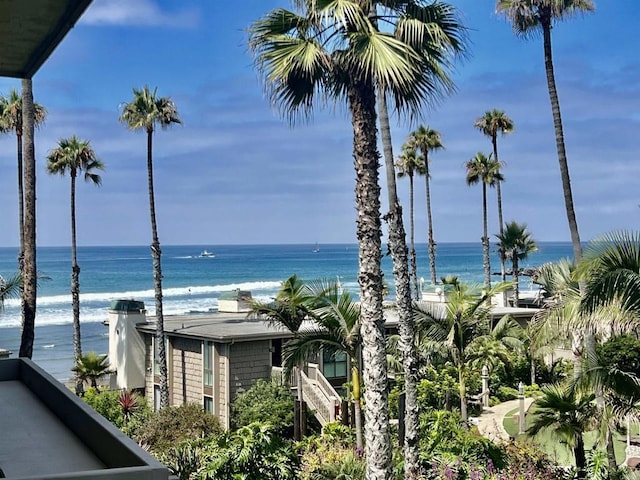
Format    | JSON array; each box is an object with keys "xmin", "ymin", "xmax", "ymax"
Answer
[{"xmin": 0, "ymin": 242, "xmax": 574, "ymax": 381}]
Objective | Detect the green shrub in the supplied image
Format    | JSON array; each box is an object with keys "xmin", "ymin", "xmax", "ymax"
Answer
[
  {"xmin": 298, "ymin": 422, "xmax": 360, "ymax": 480},
  {"xmin": 230, "ymin": 378, "xmax": 295, "ymax": 438},
  {"xmin": 82, "ymin": 387, "xmax": 151, "ymax": 437},
  {"xmin": 495, "ymin": 386, "xmax": 519, "ymax": 402},
  {"xmin": 136, "ymin": 402, "xmax": 223, "ymax": 454}
]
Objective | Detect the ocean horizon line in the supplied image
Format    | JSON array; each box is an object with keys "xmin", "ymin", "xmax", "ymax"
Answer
[{"xmin": 0, "ymin": 240, "xmax": 578, "ymax": 250}]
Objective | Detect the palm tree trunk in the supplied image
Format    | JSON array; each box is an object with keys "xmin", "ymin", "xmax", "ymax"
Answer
[
  {"xmin": 542, "ymin": 23, "xmax": 582, "ymax": 262},
  {"xmin": 347, "ymin": 79, "xmax": 391, "ymax": 480},
  {"xmin": 606, "ymin": 427, "xmax": 617, "ymax": 470},
  {"xmin": 481, "ymin": 184, "xmax": 491, "ymax": 292},
  {"xmin": 377, "ymin": 89, "xmax": 420, "ymax": 478},
  {"xmin": 409, "ymin": 175, "xmax": 419, "ymax": 300},
  {"xmin": 493, "ymin": 138, "xmax": 506, "ymax": 286},
  {"xmin": 425, "ymin": 159, "xmax": 437, "ymax": 286},
  {"xmin": 458, "ymin": 366, "xmax": 468, "ymax": 422},
  {"xmin": 70, "ymin": 173, "xmax": 84, "ymax": 395},
  {"xmin": 19, "ymin": 78, "xmax": 36, "ymax": 359},
  {"xmin": 146, "ymin": 128, "xmax": 169, "ymax": 409},
  {"xmin": 512, "ymin": 254, "xmax": 519, "ymax": 305},
  {"xmin": 574, "ymin": 434, "xmax": 586, "ymax": 479},
  {"xmin": 16, "ymin": 130, "xmax": 24, "ymax": 272}
]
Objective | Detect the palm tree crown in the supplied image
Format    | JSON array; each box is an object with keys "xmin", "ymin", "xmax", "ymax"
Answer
[
  {"xmin": 119, "ymin": 85, "xmax": 181, "ymax": 133},
  {"xmin": 496, "ymin": 221, "xmax": 537, "ymax": 305}
]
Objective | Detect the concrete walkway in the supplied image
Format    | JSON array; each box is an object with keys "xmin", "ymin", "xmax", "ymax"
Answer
[{"xmin": 473, "ymin": 397, "xmax": 535, "ymax": 443}]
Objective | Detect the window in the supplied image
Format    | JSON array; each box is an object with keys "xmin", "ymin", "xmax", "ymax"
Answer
[
  {"xmin": 322, "ymin": 350, "xmax": 347, "ymax": 378},
  {"xmin": 204, "ymin": 396, "xmax": 213, "ymax": 414},
  {"xmin": 153, "ymin": 337, "xmax": 161, "ymax": 376},
  {"xmin": 203, "ymin": 341, "xmax": 214, "ymax": 387}
]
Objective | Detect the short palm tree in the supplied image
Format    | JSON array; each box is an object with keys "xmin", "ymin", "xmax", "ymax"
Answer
[
  {"xmin": 283, "ymin": 284, "xmax": 364, "ymax": 448},
  {"xmin": 248, "ymin": 3, "xmax": 467, "ymax": 476},
  {"xmin": 465, "ymin": 152, "xmax": 503, "ymax": 292},
  {"xmin": 413, "ymin": 281, "xmax": 511, "ymax": 421},
  {"xmin": 72, "ymin": 351, "xmax": 111, "ymax": 389},
  {"xmin": 474, "ymin": 109, "xmax": 513, "ymax": 283},
  {"xmin": 119, "ymin": 85, "xmax": 181, "ymax": 409},
  {"xmin": 396, "ymin": 143, "xmax": 423, "ymax": 300},
  {"xmin": 247, "ymin": 274, "xmax": 316, "ymax": 439},
  {"xmin": 496, "ymin": 0, "xmax": 594, "ymax": 263},
  {"xmin": 47, "ymin": 136, "xmax": 104, "ymax": 395},
  {"xmin": 0, "ymin": 273, "xmax": 21, "ymax": 310},
  {"xmin": 409, "ymin": 125, "xmax": 444, "ymax": 286},
  {"xmin": 527, "ymin": 382, "xmax": 596, "ymax": 479},
  {"xmin": 495, "ymin": 221, "xmax": 537, "ymax": 305},
  {"xmin": 0, "ymin": 89, "xmax": 46, "ymax": 271}
]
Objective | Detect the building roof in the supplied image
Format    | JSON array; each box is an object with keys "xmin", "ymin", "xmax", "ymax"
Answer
[
  {"xmin": 0, "ymin": 0, "xmax": 92, "ymax": 78},
  {"xmin": 137, "ymin": 312, "xmax": 296, "ymax": 343}
]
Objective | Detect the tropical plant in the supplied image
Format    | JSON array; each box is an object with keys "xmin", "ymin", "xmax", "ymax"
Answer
[
  {"xmin": 283, "ymin": 283, "xmax": 364, "ymax": 448},
  {"xmin": 474, "ymin": 109, "xmax": 514, "ymax": 285},
  {"xmin": 395, "ymin": 143, "xmax": 423, "ymax": 300},
  {"xmin": 409, "ymin": 125, "xmax": 444, "ymax": 287},
  {"xmin": 248, "ymin": 2, "xmax": 468, "ymax": 475},
  {"xmin": 19, "ymin": 79, "xmax": 37, "ymax": 359},
  {"xmin": 465, "ymin": 152, "xmax": 503, "ymax": 292},
  {"xmin": 201, "ymin": 422, "xmax": 299, "ymax": 480},
  {"xmin": 82, "ymin": 387, "xmax": 151, "ymax": 436},
  {"xmin": 576, "ymin": 230, "xmax": 640, "ymax": 323},
  {"xmin": 0, "ymin": 88, "xmax": 46, "ymax": 271},
  {"xmin": 72, "ymin": 351, "xmax": 111, "ymax": 389},
  {"xmin": 496, "ymin": 0, "xmax": 595, "ymax": 263},
  {"xmin": 413, "ymin": 281, "xmax": 511, "ymax": 421},
  {"xmin": 119, "ymin": 85, "xmax": 181, "ymax": 409},
  {"xmin": 495, "ymin": 221, "xmax": 538, "ymax": 305},
  {"xmin": 47, "ymin": 135, "xmax": 104, "ymax": 395},
  {"xmin": 527, "ymin": 382, "xmax": 596, "ymax": 479}
]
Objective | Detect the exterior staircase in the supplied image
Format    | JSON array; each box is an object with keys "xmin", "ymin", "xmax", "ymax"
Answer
[{"xmin": 273, "ymin": 363, "xmax": 342, "ymax": 426}]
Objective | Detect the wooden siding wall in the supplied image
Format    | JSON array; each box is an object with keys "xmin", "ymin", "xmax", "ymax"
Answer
[
  {"xmin": 171, "ymin": 337, "xmax": 202, "ymax": 406},
  {"xmin": 228, "ymin": 340, "xmax": 271, "ymax": 402}
]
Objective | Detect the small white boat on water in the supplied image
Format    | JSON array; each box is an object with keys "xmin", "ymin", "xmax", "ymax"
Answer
[{"xmin": 199, "ymin": 250, "xmax": 215, "ymax": 258}]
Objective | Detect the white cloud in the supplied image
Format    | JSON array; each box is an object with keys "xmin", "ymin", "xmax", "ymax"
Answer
[{"xmin": 81, "ymin": 0, "xmax": 199, "ymax": 28}]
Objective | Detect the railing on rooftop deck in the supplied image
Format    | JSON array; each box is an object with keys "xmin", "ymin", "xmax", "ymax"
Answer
[{"xmin": 271, "ymin": 364, "xmax": 341, "ymax": 426}]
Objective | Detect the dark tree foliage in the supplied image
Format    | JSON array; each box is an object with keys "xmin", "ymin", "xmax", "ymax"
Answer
[{"xmin": 596, "ymin": 334, "xmax": 640, "ymax": 377}]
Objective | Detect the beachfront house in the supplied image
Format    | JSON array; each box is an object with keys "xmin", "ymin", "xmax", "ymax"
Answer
[{"xmin": 108, "ymin": 291, "xmax": 350, "ymax": 428}]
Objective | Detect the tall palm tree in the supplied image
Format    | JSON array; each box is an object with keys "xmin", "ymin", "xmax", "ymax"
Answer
[
  {"xmin": 0, "ymin": 89, "xmax": 46, "ymax": 271},
  {"xmin": 527, "ymin": 383, "xmax": 596, "ymax": 479},
  {"xmin": 495, "ymin": 221, "xmax": 538, "ymax": 305},
  {"xmin": 413, "ymin": 281, "xmax": 511, "ymax": 421},
  {"xmin": 374, "ymin": 6, "xmax": 467, "ymax": 475},
  {"xmin": 496, "ymin": 0, "xmax": 594, "ymax": 263},
  {"xmin": 474, "ymin": 109, "xmax": 513, "ymax": 283},
  {"xmin": 119, "ymin": 85, "xmax": 181, "ymax": 409},
  {"xmin": 410, "ymin": 125, "xmax": 444, "ymax": 286},
  {"xmin": 465, "ymin": 152, "xmax": 503, "ymax": 292},
  {"xmin": 46, "ymin": 136, "xmax": 104, "ymax": 395},
  {"xmin": 283, "ymin": 284, "xmax": 364, "ymax": 448},
  {"xmin": 249, "ymin": 4, "xmax": 467, "ymax": 476},
  {"xmin": 395, "ymin": 143, "xmax": 422, "ymax": 300},
  {"xmin": 247, "ymin": 274, "xmax": 316, "ymax": 439},
  {"xmin": 19, "ymin": 79, "xmax": 37, "ymax": 359}
]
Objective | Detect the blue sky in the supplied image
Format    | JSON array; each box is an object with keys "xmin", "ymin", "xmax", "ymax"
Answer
[{"xmin": 0, "ymin": 0, "xmax": 638, "ymax": 247}]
